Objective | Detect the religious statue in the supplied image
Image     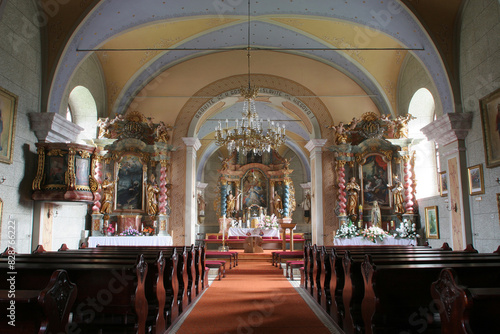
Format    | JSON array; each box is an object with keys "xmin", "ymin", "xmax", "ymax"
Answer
[
  {"xmin": 97, "ymin": 117, "xmax": 111, "ymax": 138},
  {"xmin": 197, "ymin": 192, "xmax": 206, "ymax": 216},
  {"xmin": 273, "ymin": 191, "xmax": 283, "ymax": 218},
  {"xmin": 226, "ymin": 190, "xmax": 236, "ymax": 217},
  {"xmin": 393, "ymin": 114, "xmax": 414, "ymax": 139},
  {"xmin": 370, "ymin": 200, "xmax": 382, "ymax": 228},
  {"xmin": 147, "ymin": 174, "xmax": 160, "ymax": 216},
  {"xmin": 100, "ymin": 173, "xmax": 114, "ymax": 215},
  {"xmin": 156, "ymin": 121, "xmax": 170, "ymax": 143},
  {"xmin": 301, "ymin": 191, "xmax": 311, "ymax": 223},
  {"xmin": 328, "ymin": 122, "xmax": 348, "ymax": 144},
  {"xmin": 346, "ymin": 177, "xmax": 360, "ymax": 219},
  {"xmin": 390, "ymin": 176, "xmax": 405, "ymax": 214}
]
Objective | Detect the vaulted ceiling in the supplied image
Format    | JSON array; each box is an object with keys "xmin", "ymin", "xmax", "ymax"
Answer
[{"xmin": 39, "ymin": 0, "xmax": 464, "ymax": 153}]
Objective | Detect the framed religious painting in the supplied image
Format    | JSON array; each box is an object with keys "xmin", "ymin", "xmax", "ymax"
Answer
[
  {"xmin": 360, "ymin": 154, "xmax": 391, "ymax": 207},
  {"xmin": 480, "ymin": 88, "xmax": 500, "ymax": 168},
  {"xmin": 0, "ymin": 86, "xmax": 18, "ymax": 164},
  {"xmin": 439, "ymin": 171, "xmax": 448, "ymax": 197},
  {"xmin": 115, "ymin": 154, "xmax": 145, "ymax": 212},
  {"xmin": 424, "ymin": 206, "xmax": 439, "ymax": 239},
  {"xmin": 467, "ymin": 164, "xmax": 484, "ymax": 196}
]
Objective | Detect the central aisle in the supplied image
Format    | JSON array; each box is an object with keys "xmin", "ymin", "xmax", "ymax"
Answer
[{"xmin": 172, "ymin": 260, "xmax": 338, "ymax": 334}]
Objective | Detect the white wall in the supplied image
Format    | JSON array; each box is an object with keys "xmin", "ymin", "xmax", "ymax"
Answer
[
  {"xmin": 461, "ymin": 0, "xmax": 500, "ymax": 252},
  {"xmin": 0, "ymin": 0, "xmax": 41, "ymax": 253}
]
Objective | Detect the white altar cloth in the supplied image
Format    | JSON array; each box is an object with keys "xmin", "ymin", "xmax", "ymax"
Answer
[
  {"xmin": 88, "ymin": 236, "xmax": 173, "ymax": 248},
  {"xmin": 333, "ymin": 236, "xmax": 417, "ymax": 246},
  {"xmin": 228, "ymin": 227, "xmax": 280, "ymax": 238}
]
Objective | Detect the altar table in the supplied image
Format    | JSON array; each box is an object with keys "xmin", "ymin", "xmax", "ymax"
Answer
[
  {"xmin": 88, "ymin": 236, "xmax": 173, "ymax": 248},
  {"xmin": 227, "ymin": 227, "xmax": 280, "ymax": 238},
  {"xmin": 333, "ymin": 236, "xmax": 417, "ymax": 246}
]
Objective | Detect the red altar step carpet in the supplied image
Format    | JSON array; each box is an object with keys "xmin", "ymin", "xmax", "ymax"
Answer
[{"xmin": 173, "ymin": 261, "xmax": 337, "ymax": 334}]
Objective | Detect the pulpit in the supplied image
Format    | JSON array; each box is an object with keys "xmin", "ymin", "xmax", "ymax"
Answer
[{"xmin": 280, "ymin": 222, "xmax": 297, "ymax": 251}]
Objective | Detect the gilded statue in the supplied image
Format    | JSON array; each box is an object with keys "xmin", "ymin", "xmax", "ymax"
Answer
[
  {"xmin": 147, "ymin": 174, "xmax": 160, "ymax": 216},
  {"xmin": 346, "ymin": 177, "xmax": 360, "ymax": 219},
  {"xmin": 197, "ymin": 193, "xmax": 206, "ymax": 216},
  {"xmin": 226, "ymin": 190, "xmax": 236, "ymax": 217},
  {"xmin": 273, "ymin": 191, "xmax": 283, "ymax": 218},
  {"xmin": 100, "ymin": 173, "xmax": 114, "ymax": 215},
  {"xmin": 390, "ymin": 176, "xmax": 405, "ymax": 214},
  {"xmin": 156, "ymin": 121, "xmax": 171, "ymax": 143},
  {"xmin": 393, "ymin": 114, "xmax": 414, "ymax": 139}
]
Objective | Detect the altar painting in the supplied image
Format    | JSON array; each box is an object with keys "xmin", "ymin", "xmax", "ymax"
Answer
[
  {"xmin": 116, "ymin": 155, "xmax": 144, "ymax": 211},
  {"xmin": 242, "ymin": 169, "xmax": 267, "ymax": 209},
  {"xmin": 361, "ymin": 154, "xmax": 390, "ymax": 206}
]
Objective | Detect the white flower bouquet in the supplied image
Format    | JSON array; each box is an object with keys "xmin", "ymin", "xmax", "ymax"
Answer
[
  {"xmin": 394, "ymin": 220, "xmax": 419, "ymax": 239},
  {"xmin": 258, "ymin": 214, "xmax": 279, "ymax": 230},
  {"xmin": 335, "ymin": 220, "xmax": 359, "ymax": 239},
  {"xmin": 361, "ymin": 226, "xmax": 388, "ymax": 243},
  {"xmin": 119, "ymin": 227, "xmax": 142, "ymax": 236}
]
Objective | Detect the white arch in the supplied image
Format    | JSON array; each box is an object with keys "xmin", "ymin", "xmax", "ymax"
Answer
[
  {"xmin": 408, "ymin": 88, "xmax": 438, "ymax": 198},
  {"xmin": 68, "ymin": 86, "xmax": 98, "ymax": 143}
]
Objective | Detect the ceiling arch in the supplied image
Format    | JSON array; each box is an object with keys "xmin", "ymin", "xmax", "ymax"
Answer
[{"xmin": 46, "ymin": 0, "xmax": 456, "ymax": 120}]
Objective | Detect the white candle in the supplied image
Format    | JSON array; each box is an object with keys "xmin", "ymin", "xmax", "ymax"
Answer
[{"xmin": 141, "ymin": 223, "xmax": 144, "ymax": 231}]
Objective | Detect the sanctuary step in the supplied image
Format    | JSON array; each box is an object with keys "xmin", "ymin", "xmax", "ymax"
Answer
[{"xmin": 234, "ymin": 250, "xmax": 273, "ymax": 262}]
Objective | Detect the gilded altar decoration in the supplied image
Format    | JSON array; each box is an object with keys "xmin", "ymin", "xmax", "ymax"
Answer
[
  {"xmin": 330, "ymin": 111, "xmax": 417, "ymax": 229},
  {"xmin": 215, "ymin": 149, "xmax": 296, "ymax": 224}
]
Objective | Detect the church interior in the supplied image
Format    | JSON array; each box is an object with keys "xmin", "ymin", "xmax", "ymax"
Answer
[{"xmin": 0, "ymin": 0, "xmax": 499, "ymax": 333}]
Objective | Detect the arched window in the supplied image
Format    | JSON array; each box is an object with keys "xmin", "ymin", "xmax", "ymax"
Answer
[
  {"xmin": 68, "ymin": 86, "xmax": 98, "ymax": 143},
  {"xmin": 66, "ymin": 105, "xmax": 73, "ymax": 122},
  {"xmin": 408, "ymin": 88, "xmax": 437, "ymax": 198}
]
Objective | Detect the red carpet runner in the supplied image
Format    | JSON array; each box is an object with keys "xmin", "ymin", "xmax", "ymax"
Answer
[{"xmin": 173, "ymin": 261, "xmax": 335, "ymax": 334}]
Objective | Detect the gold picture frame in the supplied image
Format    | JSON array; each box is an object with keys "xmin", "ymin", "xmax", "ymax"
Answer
[
  {"xmin": 480, "ymin": 88, "xmax": 500, "ymax": 168},
  {"xmin": 439, "ymin": 171, "xmax": 448, "ymax": 197},
  {"xmin": 0, "ymin": 86, "xmax": 18, "ymax": 164},
  {"xmin": 425, "ymin": 206, "xmax": 439, "ymax": 239},
  {"xmin": 467, "ymin": 164, "xmax": 485, "ymax": 196}
]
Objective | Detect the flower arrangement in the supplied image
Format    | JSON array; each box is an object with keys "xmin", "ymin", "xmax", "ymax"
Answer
[
  {"xmin": 105, "ymin": 225, "xmax": 115, "ymax": 235},
  {"xmin": 258, "ymin": 215, "xmax": 279, "ymax": 230},
  {"xmin": 361, "ymin": 226, "xmax": 388, "ymax": 243},
  {"xmin": 142, "ymin": 226, "xmax": 154, "ymax": 235},
  {"xmin": 334, "ymin": 220, "xmax": 359, "ymax": 239},
  {"xmin": 119, "ymin": 227, "xmax": 142, "ymax": 236},
  {"xmin": 394, "ymin": 220, "xmax": 419, "ymax": 239}
]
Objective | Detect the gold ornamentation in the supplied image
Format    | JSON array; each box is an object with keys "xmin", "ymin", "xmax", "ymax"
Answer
[
  {"xmin": 32, "ymin": 146, "xmax": 45, "ymax": 191},
  {"xmin": 47, "ymin": 149, "xmax": 65, "ymax": 157},
  {"xmin": 66, "ymin": 148, "xmax": 76, "ymax": 190},
  {"xmin": 79, "ymin": 151, "xmax": 91, "ymax": 159}
]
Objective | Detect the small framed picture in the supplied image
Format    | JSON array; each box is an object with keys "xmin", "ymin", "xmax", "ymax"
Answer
[
  {"xmin": 0, "ymin": 86, "xmax": 18, "ymax": 164},
  {"xmin": 467, "ymin": 164, "xmax": 485, "ymax": 196},
  {"xmin": 425, "ymin": 206, "xmax": 439, "ymax": 239},
  {"xmin": 480, "ymin": 88, "xmax": 500, "ymax": 168},
  {"xmin": 497, "ymin": 194, "xmax": 500, "ymax": 225},
  {"xmin": 439, "ymin": 171, "xmax": 448, "ymax": 197}
]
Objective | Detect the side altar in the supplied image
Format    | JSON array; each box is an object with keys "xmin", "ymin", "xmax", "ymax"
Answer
[
  {"xmin": 213, "ymin": 150, "xmax": 297, "ymax": 232},
  {"xmin": 329, "ymin": 112, "xmax": 419, "ymax": 233}
]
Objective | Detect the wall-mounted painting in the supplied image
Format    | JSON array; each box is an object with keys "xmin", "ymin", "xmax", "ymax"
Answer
[
  {"xmin": 115, "ymin": 154, "xmax": 145, "ymax": 211},
  {"xmin": 425, "ymin": 206, "xmax": 439, "ymax": 239},
  {"xmin": 467, "ymin": 164, "xmax": 484, "ymax": 196},
  {"xmin": 480, "ymin": 88, "xmax": 500, "ymax": 168},
  {"xmin": 439, "ymin": 171, "xmax": 448, "ymax": 197},
  {"xmin": 0, "ymin": 86, "xmax": 18, "ymax": 164}
]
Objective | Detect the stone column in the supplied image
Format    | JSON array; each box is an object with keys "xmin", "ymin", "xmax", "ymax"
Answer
[
  {"xmin": 182, "ymin": 137, "xmax": 201, "ymax": 245},
  {"xmin": 305, "ymin": 139, "xmax": 328, "ymax": 245},
  {"xmin": 421, "ymin": 113, "xmax": 473, "ymax": 250}
]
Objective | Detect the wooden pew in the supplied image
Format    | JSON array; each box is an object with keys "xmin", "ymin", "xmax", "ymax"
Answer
[
  {"xmin": 360, "ymin": 253, "xmax": 500, "ymax": 334},
  {"xmin": 0, "ymin": 269, "xmax": 77, "ymax": 333},
  {"xmin": 0, "ymin": 253, "xmax": 148, "ymax": 334},
  {"xmin": 431, "ymin": 268, "xmax": 500, "ymax": 334}
]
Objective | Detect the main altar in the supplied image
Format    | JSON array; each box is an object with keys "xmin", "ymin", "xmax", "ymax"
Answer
[{"xmin": 213, "ymin": 150, "xmax": 297, "ymax": 231}]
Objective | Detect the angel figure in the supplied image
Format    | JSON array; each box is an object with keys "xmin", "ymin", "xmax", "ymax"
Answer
[
  {"xmin": 156, "ymin": 121, "xmax": 170, "ymax": 143},
  {"xmin": 97, "ymin": 118, "xmax": 111, "ymax": 138},
  {"xmin": 327, "ymin": 122, "xmax": 348, "ymax": 144},
  {"xmin": 393, "ymin": 114, "xmax": 415, "ymax": 139}
]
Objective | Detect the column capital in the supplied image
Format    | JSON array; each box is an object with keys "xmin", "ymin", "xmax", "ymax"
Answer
[
  {"xmin": 305, "ymin": 139, "xmax": 328, "ymax": 152},
  {"xmin": 421, "ymin": 113, "xmax": 473, "ymax": 147},
  {"xmin": 182, "ymin": 137, "xmax": 201, "ymax": 151}
]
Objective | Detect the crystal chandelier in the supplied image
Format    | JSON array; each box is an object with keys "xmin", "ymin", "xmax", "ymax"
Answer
[{"xmin": 214, "ymin": 86, "xmax": 286, "ymax": 155}]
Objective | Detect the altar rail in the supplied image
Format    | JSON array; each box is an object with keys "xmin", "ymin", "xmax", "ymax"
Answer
[
  {"xmin": 204, "ymin": 232, "xmax": 305, "ymax": 250},
  {"xmin": 0, "ymin": 243, "xmax": 207, "ymax": 334},
  {"xmin": 302, "ymin": 243, "xmax": 500, "ymax": 334}
]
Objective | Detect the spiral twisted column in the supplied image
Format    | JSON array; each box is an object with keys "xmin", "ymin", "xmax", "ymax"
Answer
[
  {"xmin": 404, "ymin": 156, "xmax": 414, "ymax": 213},
  {"xmin": 159, "ymin": 162, "xmax": 168, "ymax": 215},
  {"xmin": 92, "ymin": 156, "xmax": 103, "ymax": 214},
  {"xmin": 337, "ymin": 161, "xmax": 347, "ymax": 216}
]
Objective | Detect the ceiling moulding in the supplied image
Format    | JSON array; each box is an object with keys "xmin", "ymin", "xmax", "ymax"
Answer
[
  {"xmin": 420, "ymin": 113, "xmax": 473, "ymax": 147},
  {"xmin": 29, "ymin": 113, "xmax": 83, "ymax": 143}
]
